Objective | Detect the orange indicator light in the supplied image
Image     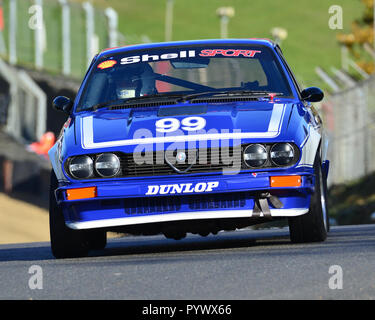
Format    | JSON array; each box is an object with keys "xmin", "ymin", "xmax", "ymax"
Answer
[
  {"xmin": 66, "ymin": 187, "xmax": 97, "ymax": 201},
  {"xmin": 270, "ymin": 176, "xmax": 302, "ymax": 188}
]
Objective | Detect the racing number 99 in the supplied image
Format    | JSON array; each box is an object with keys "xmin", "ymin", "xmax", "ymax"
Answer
[{"xmin": 155, "ymin": 117, "xmax": 206, "ymax": 133}]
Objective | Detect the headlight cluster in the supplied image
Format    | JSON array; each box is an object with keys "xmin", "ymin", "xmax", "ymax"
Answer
[
  {"xmin": 66, "ymin": 153, "xmax": 121, "ymax": 179},
  {"xmin": 243, "ymin": 143, "xmax": 298, "ymax": 168}
]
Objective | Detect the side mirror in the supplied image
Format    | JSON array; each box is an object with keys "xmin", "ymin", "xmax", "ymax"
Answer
[
  {"xmin": 301, "ymin": 87, "xmax": 324, "ymax": 102},
  {"xmin": 52, "ymin": 96, "xmax": 73, "ymax": 114}
]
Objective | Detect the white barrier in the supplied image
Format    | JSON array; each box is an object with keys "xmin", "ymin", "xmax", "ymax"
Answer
[
  {"xmin": 322, "ymin": 77, "xmax": 375, "ymax": 185},
  {"xmin": 0, "ymin": 56, "xmax": 46, "ymax": 142}
]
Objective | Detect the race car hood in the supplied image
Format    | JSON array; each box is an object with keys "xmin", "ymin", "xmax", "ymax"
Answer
[{"xmin": 73, "ymin": 101, "xmax": 298, "ymax": 153}]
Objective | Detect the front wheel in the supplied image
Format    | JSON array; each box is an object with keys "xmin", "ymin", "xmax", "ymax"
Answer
[
  {"xmin": 288, "ymin": 154, "xmax": 328, "ymax": 243},
  {"xmin": 49, "ymin": 171, "xmax": 90, "ymax": 258}
]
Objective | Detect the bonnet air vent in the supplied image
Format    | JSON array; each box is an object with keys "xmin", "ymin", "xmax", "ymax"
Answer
[
  {"xmin": 110, "ymin": 100, "xmax": 178, "ymax": 110},
  {"xmin": 190, "ymin": 96, "xmax": 260, "ymax": 104},
  {"xmin": 158, "ymin": 104, "xmax": 207, "ymax": 116}
]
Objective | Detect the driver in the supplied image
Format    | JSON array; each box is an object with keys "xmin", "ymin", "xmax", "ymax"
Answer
[{"xmin": 113, "ymin": 63, "xmax": 157, "ymax": 99}]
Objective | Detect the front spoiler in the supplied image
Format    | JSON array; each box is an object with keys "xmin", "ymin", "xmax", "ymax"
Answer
[{"xmin": 66, "ymin": 208, "xmax": 309, "ymax": 230}]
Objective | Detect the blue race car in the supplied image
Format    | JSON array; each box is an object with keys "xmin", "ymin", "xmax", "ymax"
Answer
[{"xmin": 49, "ymin": 39, "xmax": 329, "ymax": 258}]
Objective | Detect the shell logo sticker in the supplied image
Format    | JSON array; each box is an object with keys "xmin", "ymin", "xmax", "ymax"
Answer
[{"xmin": 97, "ymin": 60, "xmax": 117, "ymax": 69}]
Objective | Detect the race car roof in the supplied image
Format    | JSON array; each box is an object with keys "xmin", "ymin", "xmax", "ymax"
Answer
[{"xmin": 98, "ymin": 38, "xmax": 277, "ymax": 59}]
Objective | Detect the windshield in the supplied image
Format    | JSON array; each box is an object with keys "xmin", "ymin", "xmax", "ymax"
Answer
[{"xmin": 77, "ymin": 45, "xmax": 293, "ymax": 112}]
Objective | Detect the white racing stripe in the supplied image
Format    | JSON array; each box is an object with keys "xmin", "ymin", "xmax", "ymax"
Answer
[
  {"xmin": 66, "ymin": 207, "xmax": 308, "ymax": 229},
  {"xmin": 296, "ymin": 122, "xmax": 321, "ymax": 168},
  {"xmin": 81, "ymin": 103, "xmax": 286, "ymax": 149}
]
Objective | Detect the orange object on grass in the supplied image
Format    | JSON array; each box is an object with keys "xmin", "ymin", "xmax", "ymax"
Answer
[
  {"xmin": 29, "ymin": 132, "xmax": 56, "ymax": 155},
  {"xmin": 270, "ymin": 175, "xmax": 302, "ymax": 188}
]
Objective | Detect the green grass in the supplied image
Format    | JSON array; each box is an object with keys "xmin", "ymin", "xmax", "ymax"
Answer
[
  {"xmin": 81, "ymin": 0, "xmax": 363, "ymax": 89},
  {"xmin": 1, "ymin": 0, "xmax": 364, "ymax": 86}
]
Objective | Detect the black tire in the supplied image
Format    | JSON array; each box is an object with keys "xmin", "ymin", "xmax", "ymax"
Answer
[
  {"xmin": 87, "ymin": 230, "xmax": 107, "ymax": 250},
  {"xmin": 288, "ymin": 153, "xmax": 328, "ymax": 243},
  {"xmin": 49, "ymin": 170, "xmax": 90, "ymax": 258}
]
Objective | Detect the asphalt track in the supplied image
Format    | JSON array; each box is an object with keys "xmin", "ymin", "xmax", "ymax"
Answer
[{"xmin": 0, "ymin": 224, "xmax": 374, "ymax": 300}]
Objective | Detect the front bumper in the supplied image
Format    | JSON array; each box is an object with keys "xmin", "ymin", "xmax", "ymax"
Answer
[{"xmin": 56, "ymin": 169, "xmax": 315, "ymax": 230}]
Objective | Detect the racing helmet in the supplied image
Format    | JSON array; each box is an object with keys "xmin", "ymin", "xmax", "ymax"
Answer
[{"xmin": 114, "ymin": 63, "xmax": 156, "ymax": 99}]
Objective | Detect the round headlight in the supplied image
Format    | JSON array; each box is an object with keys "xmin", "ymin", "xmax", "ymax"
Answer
[
  {"xmin": 243, "ymin": 144, "xmax": 268, "ymax": 168},
  {"xmin": 68, "ymin": 155, "xmax": 94, "ymax": 179},
  {"xmin": 270, "ymin": 143, "xmax": 295, "ymax": 166},
  {"xmin": 95, "ymin": 153, "xmax": 120, "ymax": 177}
]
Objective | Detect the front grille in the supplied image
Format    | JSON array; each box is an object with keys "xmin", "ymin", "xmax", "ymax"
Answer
[{"xmin": 120, "ymin": 146, "xmax": 243, "ymax": 177}]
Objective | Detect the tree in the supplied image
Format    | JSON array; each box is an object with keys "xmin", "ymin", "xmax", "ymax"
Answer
[{"xmin": 337, "ymin": 0, "xmax": 375, "ymax": 74}]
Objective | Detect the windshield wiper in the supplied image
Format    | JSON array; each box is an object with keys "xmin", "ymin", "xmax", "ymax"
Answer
[
  {"xmin": 90, "ymin": 93, "xmax": 185, "ymax": 111},
  {"xmin": 179, "ymin": 90, "xmax": 284, "ymax": 102},
  {"xmin": 87, "ymin": 90, "xmax": 284, "ymax": 111}
]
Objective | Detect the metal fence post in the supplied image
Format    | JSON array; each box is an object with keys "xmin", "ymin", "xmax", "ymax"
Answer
[
  {"xmin": 59, "ymin": 0, "xmax": 71, "ymax": 75},
  {"xmin": 105, "ymin": 7, "xmax": 118, "ymax": 48},
  {"xmin": 82, "ymin": 1, "xmax": 95, "ymax": 67},
  {"xmin": 165, "ymin": 0, "xmax": 174, "ymax": 42},
  {"xmin": 8, "ymin": 0, "xmax": 17, "ymax": 65},
  {"xmin": 33, "ymin": 0, "xmax": 44, "ymax": 70}
]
